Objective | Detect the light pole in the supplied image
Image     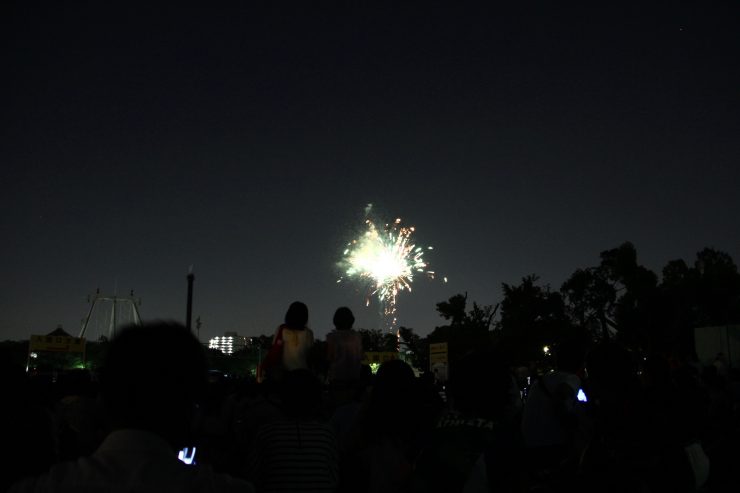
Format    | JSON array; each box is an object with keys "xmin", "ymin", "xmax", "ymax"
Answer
[{"xmin": 186, "ymin": 267, "xmax": 194, "ymax": 332}]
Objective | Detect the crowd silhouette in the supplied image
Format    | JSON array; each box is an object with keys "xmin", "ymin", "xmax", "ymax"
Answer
[{"xmin": 2, "ymin": 301, "xmax": 739, "ymax": 492}]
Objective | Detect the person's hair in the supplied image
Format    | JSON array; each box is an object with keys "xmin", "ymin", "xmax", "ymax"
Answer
[
  {"xmin": 362, "ymin": 359, "xmax": 418, "ymax": 442},
  {"xmin": 332, "ymin": 306, "xmax": 355, "ymax": 330},
  {"xmin": 449, "ymin": 348, "xmax": 511, "ymax": 419},
  {"xmin": 100, "ymin": 321, "xmax": 206, "ymax": 447},
  {"xmin": 374, "ymin": 359, "xmax": 415, "ymax": 400},
  {"xmin": 284, "ymin": 301, "xmax": 309, "ymax": 330}
]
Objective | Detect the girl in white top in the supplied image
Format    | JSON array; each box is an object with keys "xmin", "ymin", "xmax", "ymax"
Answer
[{"xmin": 260, "ymin": 302, "xmax": 314, "ymax": 380}]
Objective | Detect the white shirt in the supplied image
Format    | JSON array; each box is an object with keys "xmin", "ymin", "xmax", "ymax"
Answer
[
  {"xmin": 281, "ymin": 327, "xmax": 314, "ymax": 371},
  {"xmin": 521, "ymin": 371, "xmax": 581, "ymax": 449},
  {"xmin": 9, "ymin": 429, "xmax": 254, "ymax": 493}
]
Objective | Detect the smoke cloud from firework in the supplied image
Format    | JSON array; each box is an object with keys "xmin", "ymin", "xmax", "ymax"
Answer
[{"xmin": 338, "ymin": 205, "xmax": 444, "ymax": 329}]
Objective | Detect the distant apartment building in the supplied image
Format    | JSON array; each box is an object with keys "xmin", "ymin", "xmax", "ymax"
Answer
[{"xmin": 208, "ymin": 332, "xmax": 248, "ymax": 355}]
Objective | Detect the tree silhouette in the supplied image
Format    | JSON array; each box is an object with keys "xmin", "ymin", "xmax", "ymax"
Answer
[
  {"xmin": 561, "ymin": 267, "xmax": 616, "ymax": 339},
  {"xmin": 428, "ymin": 293, "xmax": 496, "ymax": 363},
  {"xmin": 435, "ymin": 294, "xmax": 468, "ymax": 326},
  {"xmin": 398, "ymin": 326, "xmax": 427, "ymax": 370},
  {"xmin": 601, "ymin": 243, "xmax": 659, "ymax": 348},
  {"xmin": 693, "ymin": 248, "xmax": 740, "ymax": 326},
  {"xmin": 656, "ymin": 248, "xmax": 740, "ymax": 354},
  {"xmin": 497, "ymin": 275, "xmax": 573, "ymax": 363},
  {"xmin": 561, "ymin": 242, "xmax": 658, "ymax": 346},
  {"xmin": 358, "ymin": 328, "xmax": 398, "ymax": 352},
  {"xmin": 435, "ymin": 293, "xmax": 496, "ymax": 330}
]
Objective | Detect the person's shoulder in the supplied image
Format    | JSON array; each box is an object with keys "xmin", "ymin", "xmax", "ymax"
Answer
[
  {"xmin": 8, "ymin": 456, "xmax": 100, "ymax": 493},
  {"xmin": 256, "ymin": 420, "xmax": 336, "ymax": 446},
  {"xmin": 339, "ymin": 329, "xmax": 361, "ymax": 342},
  {"xmin": 281, "ymin": 326, "xmax": 300, "ymax": 340},
  {"xmin": 546, "ymin": 371, "xmax": 579, "ymax": 387},
  {"xmin": 9, "ymin": 453, "xmax": 256, "ymax": 493},
  {"xmin": 191, "ymin": 465, "xmax": 256, "ymax": 493},
  {"xmin": 559, "ymin": 372, "xmax": 581, "ymax": 390}
]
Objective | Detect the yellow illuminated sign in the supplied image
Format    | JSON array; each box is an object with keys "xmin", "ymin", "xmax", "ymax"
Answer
[
  {"xmin": 361, "ymin": 351, "xmax": 399, "ymax": 365},
  {"xmin": 29, "ymin": 335, "xmax": 86, "ymax": 353},
  {"xmin": 429, "ymin": 342, "xmax": 448, "ymax": 365}
]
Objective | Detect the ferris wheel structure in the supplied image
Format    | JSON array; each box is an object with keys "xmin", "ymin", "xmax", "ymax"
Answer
[{"xmin": 78, "ymin": 288, "xmax": 142, "ymax": 340}]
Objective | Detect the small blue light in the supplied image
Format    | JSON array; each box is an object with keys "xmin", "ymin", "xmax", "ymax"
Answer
[
  {"xmin": 178, "ymin": 446, "xmax": 197, "ymax": 465},
  {"xmin": 577, "ymin": 388, "xmax": 588, "ymax": 403}
]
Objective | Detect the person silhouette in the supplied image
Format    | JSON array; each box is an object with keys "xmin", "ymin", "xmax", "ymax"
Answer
[
  {"xmin": 259, "ymin": 301, "xmax": 314, "ymax": 382},
  {"xmin": 246, "ymin": 369, "xmax": 338, "ymax": 492},
  {"xmin": 326, "ymin": 307, "xmax": 363, "ymax": 384},
  {"xmin": 10, "ymin": 321, "xmax": 254, "ymax": 493}
]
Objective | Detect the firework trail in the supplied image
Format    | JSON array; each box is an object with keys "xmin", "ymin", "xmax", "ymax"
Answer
[{"xmin": 338, "ymin": 206, "xmax": 444, "ymax": 328}]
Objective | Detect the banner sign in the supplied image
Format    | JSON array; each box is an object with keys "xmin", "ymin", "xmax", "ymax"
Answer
[
  {"xmin": 362, "ymin": 351, "xmax": 399, "ymax": 365},
  {"xmin": 429, "ymin": 342, "xmax": 448, "ymax": 365},
  {"xmin": 29, "ymin": 335, "xmax": 86, "ymax": 353}
]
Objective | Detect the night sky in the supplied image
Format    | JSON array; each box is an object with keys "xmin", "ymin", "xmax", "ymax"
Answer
[{"xmin": 2, "ymin": 2, "xmax": 739, "ymax": 342}]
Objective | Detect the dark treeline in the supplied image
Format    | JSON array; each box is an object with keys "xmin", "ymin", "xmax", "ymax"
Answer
[
  {"xmin": 376, "ymin": 242, "xmax": 740, "ymax": 371},
  {"xmin": 432, "ymin": 242, "xmax": 740, "ymax": 365}
]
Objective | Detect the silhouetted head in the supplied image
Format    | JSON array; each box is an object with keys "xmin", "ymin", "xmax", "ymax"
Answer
[
  {"xmin": 332, "ymin": 307, "xmax": 355, "ymax": 331},
  {"xmin": 280, "ymin": 369, "xmax": 323, "ymax": 419},
  {"xmin": 284, "ymin": 301, "xmax": 309, "ymax": 330},
  {"xmin": 373, "ymin": 359, "xmax": 415, "ymax": 404},
  {"xmin": 365, "ymin": 360, "xmax": 417, "ymax": 434},
  {"xmin": 100, "ymin": 321, "xmax": 206, "ymax": 448},
  {"xmin": 450, "ymin": 348, "xmax": 511, "ymax": 419}
]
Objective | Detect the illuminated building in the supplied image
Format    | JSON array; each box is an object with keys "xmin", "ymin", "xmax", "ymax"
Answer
[{"xmin": 208, "ymin": 332, "xmax": 247, "ymax": 355}]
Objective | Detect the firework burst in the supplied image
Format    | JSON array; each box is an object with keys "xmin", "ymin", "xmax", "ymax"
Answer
[{"xmin": 338, "ymin": 209, "xmax": 441, "ymax": 328}]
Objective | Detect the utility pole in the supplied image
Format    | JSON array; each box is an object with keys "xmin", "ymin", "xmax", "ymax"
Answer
[{"xmin": 186, "ymin": 266, "xmax": 195, "ymax": 332}]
